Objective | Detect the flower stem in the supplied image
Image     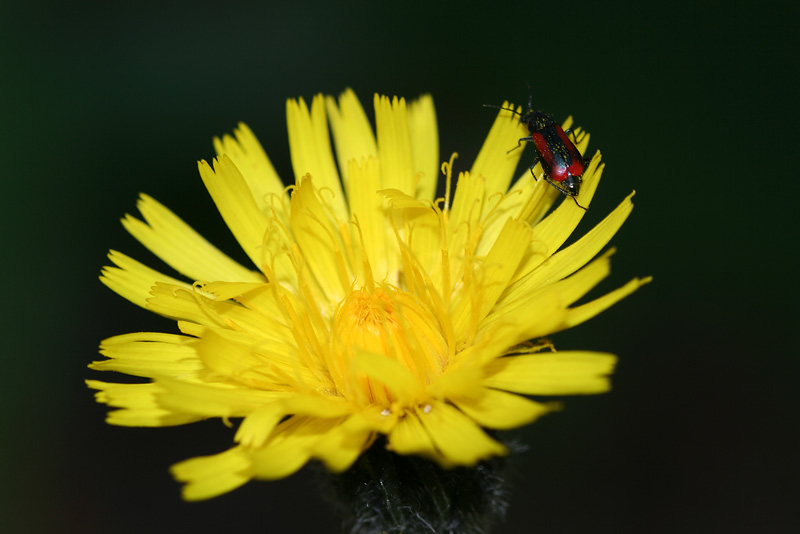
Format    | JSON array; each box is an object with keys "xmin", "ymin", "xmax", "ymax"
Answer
[{"xmin": 323, "ymin": 437, "xmax": 514, "ymax": 534}]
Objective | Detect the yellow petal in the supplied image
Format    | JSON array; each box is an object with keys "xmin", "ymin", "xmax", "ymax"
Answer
[
  {"xmin": 250, "ymin": 416, "xmax": 342, "ymax": 479},
  {"xmin": 155, "ymin": 376, "xmax": 288, "ymax": 417},
  {"xmin": 198, "ymin": 283, "xmax": 288, "ymax": 335},
  {"xmin": 430, "ymin": 360, "xmax": 483, "ymax": 398},
  {"xmin": 379, "ymin": 187, "xmax": 441, "ymax": 280},
  {"xmin": 145, "ymin": 282, "xmax": 294, "ymax": 346},
  {"xmin": 86, "ymin": 380, "xmax": 160, "ymax": 409},
  {"xmin": 199, "ymin": 281, "xmax": 267, "ymax": 301},
  {"xmin": 418, "ymin": 401, "xmax": 507, "ymax": 465},
  {"xmin": 470, "ymin": 102, "xmax": 528, "ymax": 196},
  {"xmin": 346, "ymin": 157, "xmax": 390, "ymax": 281},
  {"xmin": 97, "ymin": 332, "xmax": 193, "ymax": 358},
  {"xmin": 405, "ymin": 208, "xmax": 443, "ymax": 278},
  {"xmin": 475, "ymin": 288, "xmax": 568, "ymax": 355},
  {"xmin": 560, "ymin": 276, "xmax": 653, "ymax": 331},
  {"xmin": 387, "ymin": 410, "xmax": 439, "ymax": 458},
  {"xmin": 290, "ymin": 174, "xmax": 350, "ymax": 302},
  {"xmin": 477, "ymin": 218, "xmax": 531, "ymax": 320},
  {"xmin": 171, "ymin": 446, "xmax": 253, "ymax": 501},
  {"xmin": 555, "ymin": 249, "xmax": 613, "ymax": 306},
  {"xmin": 197, "ymin": 156, "xmax": 272, "ymax": 272},
  {"xmin": 483, "ymin": 351, "xmax": 617, "ymax": 395},
  {"xmin": 99, "ymin": 331, "xmax": 188, "ymax": 346},
  {"xmin": 100, "ymin": 250, "xmax": 188, "ymax": 310},
  {"xmin": 325, "ymin": 88, "xmax": 377, "ymax": 187},
  {"xmin": 491, "ymin": 250, "xmax": 614, "ymax": 327},
  {"xmin": 91, "ymin": 332, "xmax": 202, "ymax": 378},
  {"xmin": 233, "ymin": 403, "xmax": 286, "ymax": 448},
  {"xmin": 451, "ymin": 387, "xmax": 554, "ymax": 430},
  {"xmin": 510, "ymin": 170, "xmax": 549, "ymax": 224},
  {"xmin": 192, "ymin": 328, "xmax": 319, "ymax": 390},
  {"xmin": 122, "ymin": 194, "xmax": 264, "ymax": 283},
  {"xmin": 378, "ymin": 187, "xmax": 431, "ymax": 211},
  {"xmin": 286, "ymin": 94, "xmax": 347, "ymax": 220},
  {"xmin": 212, "ymin": 122, "xmax": 287, "ymax": 221},
  {"xmin": 143, "ymin": 282, "xmax": 227, "ymax": 325},
  {"xmin": 349, "ymin": 349, "xmax": 424, "ymax": 406},
  {"xmin": 447, "ymin": 171, "xmax": 484, "ymax": 253},
  {"xmin": 86, "ymin": 380, "xmax": 201, "ymax": 426},
  {"xmin": 311, "ymin": 416, "xmax": 374, "ymax": 473},
  {"xmin": 512, "ymin": 189, "xmax": 634, "ymax": 289},
  {"xmin": 375, "ymin": 94, "xmax": 415, "ymax": 195},
  {"xmin": 407, "ymin": 94, "xmax": 439, "ymax": 200},
  {"xmin": 450, "ymin": 217, "xmax": 531, "ymax": 342},
  {"xmin": 378, "ymin": 189, "xmax": 441, "ymax": 283},
  {"xmin": 282, "ymin": 394, "xmax": 353, "ymax": 418},
  {"xmin": 342, "ymin": 406, "xmax": 398, "ymax": 435}
]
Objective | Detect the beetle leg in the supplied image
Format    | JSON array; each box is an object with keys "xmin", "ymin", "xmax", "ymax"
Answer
[
  {"xmin": 565, "ymin": 128, "xmax": 580, "ymax": 144},
  {"xmin": 571, "ymin": 196, "xmax": 588, "ymax": 210},
  {"xmin": 544, "ymin": 178, "xmax": 588, "ymax": 210},
  {"xmin": 528, "ymin": 155, "xmax": 541, "ymax": 180},
  {"xmin": 508, "ymin": 136, "xmax": 533, "ymax": 154}
]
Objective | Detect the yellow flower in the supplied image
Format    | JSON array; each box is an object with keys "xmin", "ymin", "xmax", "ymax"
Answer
[{"xmin": 88, "ymin": 89, "xmax": 649, "ymax": 501}]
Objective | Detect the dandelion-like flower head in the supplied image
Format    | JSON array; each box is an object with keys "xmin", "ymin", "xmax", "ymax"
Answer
[{"xmin": 89, "ymin": 89, "xmax": 649, "ymax": 500}]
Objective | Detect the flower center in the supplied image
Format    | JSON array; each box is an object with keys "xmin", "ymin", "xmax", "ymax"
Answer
[
  {"xmin": 336, "ymin": 287, "xmax": 398, "ymax": 355},
  {"xmin": 331, "ymin": 284, "xmax": 448, "ymax": 404}
]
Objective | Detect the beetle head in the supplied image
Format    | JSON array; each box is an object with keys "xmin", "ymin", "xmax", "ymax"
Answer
[
  {"xmin": 521, "ymin": 110, "xmax": 554, "ymax": 132},
  {"xmin": 562, "ymin": 175, "xmax": 582, "ymax": 196}
]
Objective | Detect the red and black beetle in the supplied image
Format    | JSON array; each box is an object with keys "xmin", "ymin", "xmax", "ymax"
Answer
[{"xmin": 486, "ymin": 93, "xmax": 590, "ymax": 210}]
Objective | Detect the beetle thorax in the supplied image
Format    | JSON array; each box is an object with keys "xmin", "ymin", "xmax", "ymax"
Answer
[{"xmin": 521, "ymin": 110, "xmax": 555, "ymax": 132}]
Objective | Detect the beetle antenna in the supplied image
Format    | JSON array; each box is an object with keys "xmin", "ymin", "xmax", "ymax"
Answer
[
  {"xmin": 482, "ymin": 104, "xmax": 522, "ymax": 116},
  {"xmin": 524, "ymin": 81, "xmax": 533, "ymax": 112}
]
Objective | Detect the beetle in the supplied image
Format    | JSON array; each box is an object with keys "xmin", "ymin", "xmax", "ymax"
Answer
[{"xmin": 485, "ymin": 93, "xmax": 590, "ymax": 210}]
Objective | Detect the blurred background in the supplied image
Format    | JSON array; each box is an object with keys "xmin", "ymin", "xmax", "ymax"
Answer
[{"xmin": 2, "ymin": 1, "xmax": 797, "ymax": 532}]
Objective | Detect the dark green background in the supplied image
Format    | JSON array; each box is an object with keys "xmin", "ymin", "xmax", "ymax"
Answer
[{"xmin": 3, "ymin": 2, "xmax": 797, "ymax": 532}]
